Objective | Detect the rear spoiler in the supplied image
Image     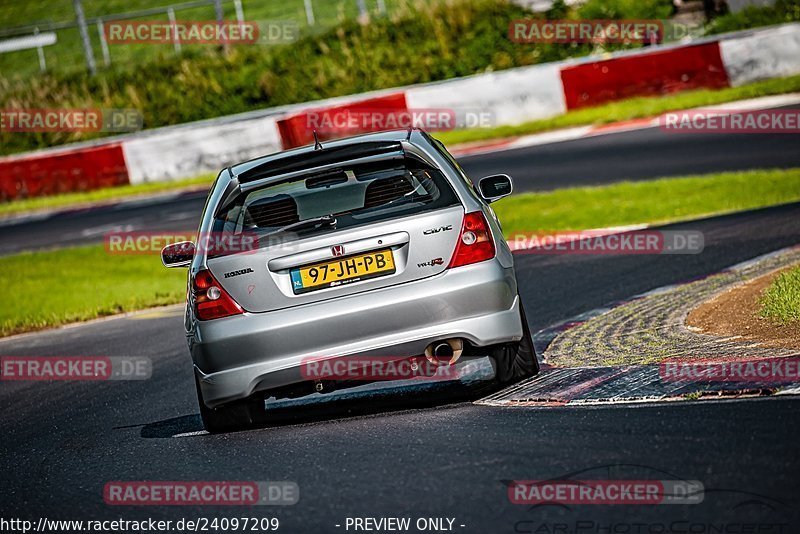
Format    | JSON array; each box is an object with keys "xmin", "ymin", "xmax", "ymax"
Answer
[
  {"xmin": 216, "ymin": 141, "xmax": 406, "ymax": 216},
  {"xmin": 238, "ymin": 141, "xmax": 404, "ymax": 183}
]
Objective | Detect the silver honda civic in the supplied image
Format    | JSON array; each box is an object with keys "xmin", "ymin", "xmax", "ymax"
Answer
[{"xmin": 162, "ymin": 129, "xmax": 538, "ymax": 432}]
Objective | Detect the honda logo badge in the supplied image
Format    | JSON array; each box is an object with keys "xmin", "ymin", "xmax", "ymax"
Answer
[{"xmin": 331, "ymin": 245, "xmax": 345, "ymax": 257}]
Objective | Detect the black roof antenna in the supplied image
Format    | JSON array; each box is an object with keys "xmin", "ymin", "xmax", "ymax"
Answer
[
  {"xmin": 406, "ymin": 127, "xmax": 413, "ymax": 141},
  {"xmin": 313, "ymin": 130, "xmax": 323, "ymax": 150}
]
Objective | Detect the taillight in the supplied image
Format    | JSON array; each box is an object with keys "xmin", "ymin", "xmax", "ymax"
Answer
[
  {"xmin": 192, "ymin": 269, "xmax": 243, "ymax": 320},
  {"xmin": 448, "ymin": 211, "xmax": 496, "ymax": 268}
]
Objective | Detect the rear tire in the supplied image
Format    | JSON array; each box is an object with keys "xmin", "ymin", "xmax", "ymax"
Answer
[
  {"xmin": 195, "ymin": 376, "xmax": 261, "ymax": 433},
  {"xmin": 493, "ymin": 302, "xmax": 540, "ymax": 385}
]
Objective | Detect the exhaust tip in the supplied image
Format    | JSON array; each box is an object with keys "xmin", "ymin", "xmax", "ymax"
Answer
[
  {"xmin": 433, "ymin": 343, "xmax": 453, "ymax": 358},
  {"xmin": 425, "ymin": 338, "xmax": 464, "ymax": 366}
]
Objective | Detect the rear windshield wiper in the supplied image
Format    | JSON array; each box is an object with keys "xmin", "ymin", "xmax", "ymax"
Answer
[{"xmin": 266, "ymin": 215, "xmax": 337, "ymax": 236}]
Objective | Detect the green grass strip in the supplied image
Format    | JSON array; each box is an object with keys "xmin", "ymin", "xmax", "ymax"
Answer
[
  {"xmin": 0, "ymin": 174, "xmax": 215, "ymax": 218},
  {"xmin": 493, "ymin": 168, "xmax": 800, "ymax": 236},
  {"xmin": 0, "ymin": 245, "xmax": 187, "ymax": 337},
  {"xmin": 760, "ymin": 265, "xmax": 800, "ymax": 324}
]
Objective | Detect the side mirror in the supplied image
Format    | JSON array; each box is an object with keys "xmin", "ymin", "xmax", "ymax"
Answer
[
  {"xmin": 161, "ymin": 241, "xmax": 195, "ymax": 268},
  {"xmin": 477, "ymin": 174, "xmax": 513, "ymax": 203}
]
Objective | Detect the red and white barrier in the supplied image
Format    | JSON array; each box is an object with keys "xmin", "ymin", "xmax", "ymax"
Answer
[
  {"xmin": 0, "ymin": 143, "xmax": 128, "ymax": 201},
  {"xmin": 405, "ymin": 62, "xmax": 567, "ymax": 126},
  {"xmin": 559, "ymin": 42, "xmax": 729, "ymax": 109},
  {"xmin": 276, "ymin": 93, "xmax": 408, "ymax": 149},
  {"xmin": 122, "ymin": 115, "xmax": 283, "ymax": 185},
  {"xmin": 719, "ymin": 24, "xmax": 800, "ymax": 86},
  {"xmin": 1, "ymin": 23, "xmax": 798, "ymax": 198}
]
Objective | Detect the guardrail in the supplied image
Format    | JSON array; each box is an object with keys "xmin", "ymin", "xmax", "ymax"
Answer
[
  {"xmin": 0, "ymin": 0, "xmax": 385, "ymax": 75},
  {"xmin": 0, "ymin": 31, "xmax": 57, "ymax": 73}
]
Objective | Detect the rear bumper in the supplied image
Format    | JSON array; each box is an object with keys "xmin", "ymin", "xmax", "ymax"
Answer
[{"xmin": 191, "ymin": 259, "xmax": 522, "ymax": 407}]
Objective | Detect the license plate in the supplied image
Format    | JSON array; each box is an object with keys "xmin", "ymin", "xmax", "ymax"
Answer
[{"xmin": 290, "ymin": 249, "xmax": 395, "ymax": 294}]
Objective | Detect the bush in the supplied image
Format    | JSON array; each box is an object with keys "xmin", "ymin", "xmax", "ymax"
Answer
[
  {"xmin": 706, "ymin": 0, "xmax": 800, "ymax": 34},
  {"xmin": 577, "ymin": 0, "xmax": 674, "ymax": 20}
]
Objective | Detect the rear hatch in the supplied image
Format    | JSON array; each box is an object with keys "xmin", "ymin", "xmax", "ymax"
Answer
[{"xmin": 205, "ymin": 152, "xmax": 464, "ymax": 313}]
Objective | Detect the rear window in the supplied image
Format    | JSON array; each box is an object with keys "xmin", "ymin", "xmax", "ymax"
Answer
[{"xmin": 211, "ymin": 157, "xmax": 459, "ymax": 252}]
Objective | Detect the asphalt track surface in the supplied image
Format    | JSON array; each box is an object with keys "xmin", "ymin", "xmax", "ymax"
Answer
[
  {"xmin": 1, "ymin": 112, "xmax": 800, "ymax": 256},
  {"xmin": 2, "ymin": 200, "xmax": 800, "ymax": 530},
  {"xmin": 459, "ymin": 110, "xmax": 800, "ymax": 192}
]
